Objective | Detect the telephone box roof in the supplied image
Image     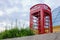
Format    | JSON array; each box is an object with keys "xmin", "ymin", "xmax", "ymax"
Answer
[{"xmin": 30, "ymin": 4, "xmax": 51, "ymax": 10}]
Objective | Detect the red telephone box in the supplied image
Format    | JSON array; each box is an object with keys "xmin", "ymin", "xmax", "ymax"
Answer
[{"xmin": 30, "ymin": 4, "xmax": 53, "ymax": 34}]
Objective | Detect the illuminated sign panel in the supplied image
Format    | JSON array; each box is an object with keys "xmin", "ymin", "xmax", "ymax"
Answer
[
  {"xmin": 31, "ymin": 6, "xmax": 40, "ymax": 11},
  {"xmin": 44, "ymin": 5, "xmax": 48, "ymax": 9},
  {"xmin": 44, "ymin": 5, "xmax": 50, "ymax": 11},
  {"xmin": 31, "ymin": 5, "xmax": 50, "ymax": 12}
]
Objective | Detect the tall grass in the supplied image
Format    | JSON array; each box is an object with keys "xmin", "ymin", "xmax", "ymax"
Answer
[{"xmin": 0, "ymin": 27, "xmax": 34, "ymax": 39}]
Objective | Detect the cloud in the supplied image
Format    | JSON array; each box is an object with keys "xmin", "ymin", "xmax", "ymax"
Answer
[
  {"xmin": 22, "ymin": 14, "xmax": 27, "ymax": 17},
  {"xmin": 0, "ymin": 21, "xmax": 16, "ymax": 30},
  {"xmin": 19, "ymin": 20, "xmax": 29, "ymax": 28},
  {"xmin": 0, "ymin": 10, "xmax": 4, "ymax": 16},
  {"xmin": 0, "ymin": 27, "xmax": 5, "ymax": 32},
  {"xmin": 44, "ymin": 0, "xmax": 60, "ymax": 10},
  {"xmin": 0, "ymin": 22, "xmax": 6, "ymax": 32},
  {"xmin": 20, "ymin": 0, "xmax": 44, "ymax": 12},
  {"xmin": 5, "ymin": 7, "xmax": 20, "ymax": 14}
]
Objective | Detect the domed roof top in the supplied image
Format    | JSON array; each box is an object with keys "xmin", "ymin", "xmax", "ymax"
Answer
[{"xmin": 30, "ymin": 4, "xmax": 51, "ymax": 10}]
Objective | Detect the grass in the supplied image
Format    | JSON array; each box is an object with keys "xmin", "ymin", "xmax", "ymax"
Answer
[{"xmin": 0, "ymin": 27, "xmax": 34, "ymax": 39}]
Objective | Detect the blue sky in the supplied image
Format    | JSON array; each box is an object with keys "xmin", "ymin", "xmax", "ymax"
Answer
[{"xmin": 0, "ymin": 0, "xmax": 60, "ymax": 32}]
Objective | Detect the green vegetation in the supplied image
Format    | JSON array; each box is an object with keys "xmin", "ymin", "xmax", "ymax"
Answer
[{"xmin": 0, "ymin": 27, "xmax": 34, "ymax": 39}]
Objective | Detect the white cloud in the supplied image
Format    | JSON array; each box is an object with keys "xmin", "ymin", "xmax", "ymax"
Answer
[
  {"xmin": 0, "ymin": 11, "xmax": 4, "ymax": 16},
  {"xmin": 5, "ymin": 6, "xmax": 19, "ymax": 14},
  {"xmin": 0, "ymin": 27, "xmax": 5, "ymax": 32},
  {"xmin": 44, "ymin": 0, "xmax": 60, "ymax": 10},
  {"xmin": 0, "ymin": 21, "xmax": 7, "ymax": 27},
  {"xmin": 19, "ymin": 20, "xmax": 29, "ymax": 28},
  {"xmin": 8, "ymin": 0, "xmax": 15, "ymax": 6},
  {"xmin": 20, "ymin": 0, "xmax": 44, "ymax": 12},
  {"xmin": 21, "ymin": 0, "xmax": 31, "ymax": 7},
  {"xmin": 21, "ymin": 0, "xmax": 44, "ymax": 7},
  {"xmin": 22, "ymin": 14, "xmax": 27, "ymax": 17},
  {"xmin": 0, "ymin": 22, "xmax": 6, "ymax": 32},
  {"xmin": 0, "ymin": 21, "xmax": 16, "ymax": 30}
]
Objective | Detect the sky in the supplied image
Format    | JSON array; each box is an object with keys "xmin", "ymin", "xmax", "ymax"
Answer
[{"xmin": 0, "ymin": 0, "xmax": 60, "ymax": 32}]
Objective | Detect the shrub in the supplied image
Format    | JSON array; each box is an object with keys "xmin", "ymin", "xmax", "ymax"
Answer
[{"xmin": 0, "ymin": 27, "xmax": 34, "ymax": 39}]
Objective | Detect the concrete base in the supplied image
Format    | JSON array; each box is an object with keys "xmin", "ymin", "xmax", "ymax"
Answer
[{"xmin": 4, "ymin": 32, "xmax": 60, "ymax": 40}]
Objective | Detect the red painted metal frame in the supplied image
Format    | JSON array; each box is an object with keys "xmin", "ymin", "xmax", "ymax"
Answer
[{"xmin": 30, "ymin": 4, "xmax": 53, "ymax": 34}]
